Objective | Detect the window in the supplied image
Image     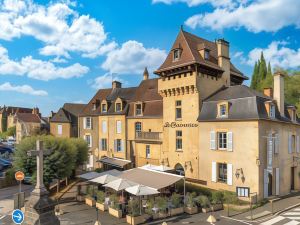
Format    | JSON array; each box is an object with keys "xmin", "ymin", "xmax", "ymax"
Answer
[
  {"xmin": 85, "ymin": 117, "xmax": 92, "ymax": 129},
  {"xmin": 135, "ymin": 122, "xmax": 142, "ymax": 134},
  {"xmin": 135, "ymin": 104, "xmax": 142, "ymax": 116},
  {"xmin": 218, "ymin": 132, "xmax": 227, "ymax": 149},
  {"xmin": 270, "ymin": 104, "xmax": 275, "ymax": 119},
  {"xmin": 173, "ymin": 49, "xmax": 180, "ymax": 61},
  {"xmin": 101, "ymin": 104, "xmax": 107, "ymax": 112},
  {"xmin": 175, "ymin": 100, "xmax": 182, "ymax": 120},
  {"xmin": 116, "ymin": 120, "xmax": 122, "ymax": 134},
  {"xmin": 236, "ymin": 187, "xmax": 249, "ymax": 197},
  {"xmin": 85, "ymin": 135, "xmax": 92, "ymax": 147},
  {"xmin": 292, "ymin": 135, "xmax": 296, "ymax": 152},
  {"xmin": 57, "ymin": 124, "xmax": 62, "ymax": 135},
  {"xmin": 219, "ymin": 104, "xmax": 227, "ymax": 117},
  {"xmin": 102, "ymin": 120, "xmax": 107, "ymax": 133},
  {"xmin": 204, "ymin": 50, "xmax": 210, "ymax": 60},
  {"xmin": 101, "ymin": 138, "xmax": 107, "ymax": 151},
  {"xmin": 176, "ymin": 130, "xmax": 182, "ymax": 151},
  {"xmin": 116, "ymin": 103, "xmax": 122, "ymax": 112},
  {"xmin": 115, "ymin": 139, "xmax": 122, "ymax": 152},
  {"xmin": 146, "ymin": 145, "xmax": 150, "ymax": 158},
  {"xmin": 218, "ymin": 163, "xmax": 227, "ymax": 183}
]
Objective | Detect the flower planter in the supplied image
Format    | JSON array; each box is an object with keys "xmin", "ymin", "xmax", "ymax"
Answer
[
  {"xmin": 170, "ymin": 207, "xmax": 184, "ymax": 216},
  {"xmin": 212, "ymin": 203, "xmax": 223, "ymax": 211},
  {"xmin": 202, "ymin": 207, "xmax": 211, "ymax": 213},
  {"xmin": 85, "ymin": 197, "xmax": 96, "ymax": 207},
  {"xmin": 109, "ymin": 207, "xmax": 122, "ymax": 218},
  {"xmin": 126, "ymin": 215, "xmax": 145, "ymax": 225},
  {"xmin": 184, "ymin": 206, "xmax": 198, "ymax": 215},
  {"xmin": 96, "ymin": 202, "xmax": 108, "ymax": 211},
  {"xmin": 158, "ymin": 212, "xmax": 167, "ymax": 219},
  {"xmin": 76, "ymin": 195, "xmax": 85, "ymax": 202}
]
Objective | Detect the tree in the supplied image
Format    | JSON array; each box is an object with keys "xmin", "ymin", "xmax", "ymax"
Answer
[
  {"xmin": 13, "ymin": 135, "xmax": 88, "ymax": 189},
  {"xmin": 250, "ymin": 61, "xmax": 259, "ymax": 89},
  {"xmin": 261, "ymin": 62, "xmax": 273, "ymax": 89},
  {"xmin": 257, "ymin": 52, "xmax": 267, "ymax": 90}
]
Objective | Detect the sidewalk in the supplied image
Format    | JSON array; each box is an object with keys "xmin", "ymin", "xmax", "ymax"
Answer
[{"xmin": 230, "ymin": 192, "xmax": 300, "ymax": 222}]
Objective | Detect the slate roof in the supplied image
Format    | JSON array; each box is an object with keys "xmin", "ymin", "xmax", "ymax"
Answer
[
  {"xmin": 128, "ymin": 78, "xmax": 163, "ymax": 118},
  {"xmin": 198, "ymin": 85, "xmax": 299, "ymax": 124},
  {"xmin": 154, "ymin": 29, "xmax": 248, "ymax": 81},
  {"xmin": 0, "ymin": 106, "xmax": 33, "ymax": 114},
  {"xmin": 15, "ymin": 113, "xmax": 41, "ymax": 123},
  {"xmin": 51, "ymin": 103, "xmax": 86, "ymax": 123}
]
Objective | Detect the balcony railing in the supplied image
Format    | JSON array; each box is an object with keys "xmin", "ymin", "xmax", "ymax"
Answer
[{"xmin": 135, "ymin": 132, "xmax": 162, "ymax": 141}]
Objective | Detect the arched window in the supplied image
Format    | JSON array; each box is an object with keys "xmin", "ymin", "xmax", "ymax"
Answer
[{"xmin": 174, "ymin": 163, "xmax": 185, "ymax": 176}]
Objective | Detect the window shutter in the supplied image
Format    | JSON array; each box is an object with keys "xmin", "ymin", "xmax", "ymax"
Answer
[
  {"xmin": 114, "ymin": 140, "xmax": 117, "ymax": 151},
  {"xmin": 210, "ymin": 131, "xmax": 216, "ymax": 150},
  {"xmin": 268, "ymin": 133, "xmax": 273, "ymax": 155},
  {"xmin": 117, "ymin": 121, "xmax": 122, "ymax": 134},
  {"xmin": 121, "ymin": 140, "xmax": 125, "ymax": 152},
  {"xmin": 99, "ymin": 139, "xmax": 102, "ymax": 151},
  {"xmin": 288, "ymin": 133, "xmax": 292, "ymax": 154},
  {"xmin": 212, "ymin": 162, "xmax": 217, "ymax": 182},
  {"xmin": 83, "ymin": 118, "xmax": 86, "ymax": 129},
  {"xmin": 227, "ymin": 132, "xmax": 233, "ymax": 151},
  {"xmin": 90, "ymin": 135, "xmax": 92, "ymax": 148},
  {"xmin": 275, "ymin": 168, "xmax": 280, "ymax": 196},
  {"xmin": 227, "ymin": 163, "xmax": 233, "ymax": 185},
  {"xmin": 90, "ymin": 117, "xmax": 93, "ymax": 129},
  {"xmin": 297, "ymin": 136, "xmax": 300, "ymax": 153},
  {"xmin": 102, "ymin": 121, "xmax": 107, "ymax": 133},
  {"xmin": 274, "ymin": 133, "xmax": 279, "ymax": 154},
  {"xmin": 264, "ymin": 169, "xmax": 269, "ymax": 198}
]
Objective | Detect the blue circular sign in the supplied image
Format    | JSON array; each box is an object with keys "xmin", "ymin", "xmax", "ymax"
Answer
[{"xmin": 12, "ymin": 209, "xmax": 24, "ymax": 224}]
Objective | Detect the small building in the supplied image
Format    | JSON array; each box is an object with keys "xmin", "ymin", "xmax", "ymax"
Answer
[
  {"xmin": 15, "ymin": 113, "xmax": 41, "ymax": 143},
  {"xmin": 50, "ymin": 103, "xmax": 86, "ymax": 138}
]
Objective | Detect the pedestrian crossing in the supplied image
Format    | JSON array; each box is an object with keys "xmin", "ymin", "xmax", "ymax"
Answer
[{"xmin": 260, "ymin": 208, "xmax": 300, "ymax": 225}]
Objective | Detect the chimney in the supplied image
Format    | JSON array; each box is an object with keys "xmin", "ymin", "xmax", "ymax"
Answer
[
  {"xmin": 263, "ymin": 88, "xmax": 273, "ymax": 98},
  {"xmin": 216, "ymin": 39, "xmax": 230, "ymax": 86},
  {"xmin": 273, "ymin": 72, "xmax": 285, "ymax": 117},
  {"xmin": 112, "ymin": 81, "xmax": 122, "ymax": 89},
  {"xmin": 143, "ymin": 67, "xmax": 149, "ymax": 80}
]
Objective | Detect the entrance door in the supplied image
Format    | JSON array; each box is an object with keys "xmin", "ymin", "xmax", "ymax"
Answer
[
  {"xmin": 291, "ymin": 167, "xmax": 295, "ymax": 191},
  {"xmin": 268, "ymin": 173, "xmax": 273, "ymax": 196}
]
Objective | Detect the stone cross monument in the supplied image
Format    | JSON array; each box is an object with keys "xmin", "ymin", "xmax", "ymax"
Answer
[{"xmin": 24, "ymin": 140, "xmax": 60, "ymax": 225}]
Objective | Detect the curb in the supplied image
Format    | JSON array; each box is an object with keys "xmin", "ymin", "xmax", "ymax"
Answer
[{"xmin": 274, "ymin": 202, "xmax": 300, "ymax": 216}]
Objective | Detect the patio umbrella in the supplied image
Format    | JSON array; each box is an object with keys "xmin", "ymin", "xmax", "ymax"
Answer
[
  {"xmin": 90, "ymin": 174, "xmax": 120, "ymax": 185},
  {"xmin": 103, "ymin": 178, "xmax": 137, "ymax": 191}
]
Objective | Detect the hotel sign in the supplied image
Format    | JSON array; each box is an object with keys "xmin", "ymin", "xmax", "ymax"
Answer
[
  {"xmin": 267, "ymin": 136, "xmax": 273, "ymax": 173},
  {"xmin": 164, "ymin": 122, "xmax": 198, "ymax": 128}
]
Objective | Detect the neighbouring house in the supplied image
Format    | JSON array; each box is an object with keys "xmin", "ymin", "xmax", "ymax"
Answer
[{"xmin": 50, "ymin": 103, "xmax": 86, "ymax": 138}]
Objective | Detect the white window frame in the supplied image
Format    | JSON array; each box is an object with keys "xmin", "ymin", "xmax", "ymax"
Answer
[
  {"xmin": 219, "ymin": 104, "xmax": 227, "ymax": 117},
  {"xmin": 115, "ymin": 103, "xmax": 122, "ymax": 112},
  {"xmin": 146, "ymin": 145, "xmax": 150, "ymax": 158},
  {"xmin": 218, "ymin": 163, "xmax": 227, "ymax": 183},
  {"xmin": 85, "ymin": 117, "xmax": 92, "ymax": 129},
  {"xmin": 116, "ymin": 120, "xmax": 122, "ymax": 134},
  {"xmin": 218, "ymin": 132, "xmax": 227, "ymax": 150},
  {"xmin": 135, "ymin": 104, "xmax": 142, "ymax": 116},
  {"xmin": 173, "ymin": 49, "xmax": 180, "ymax": 61},
  {"xmin": 102, "ymin": 120, "xmax": 107, "ymax": 133},
  {"xmin": 57, "ymin": 124, "xmax": 62, "ymax": 135},
  {"xmin": 236, "ymin": 187, "xmax": 249, "ymax": 197},
  {"xmin": 176, "ymin": 130, "xmax": 182, "ymax": 151},
  {"xmin": 85, "ymin": 134, "xmax": 92, "ymax": 148},
  {"xmin": 101, "ymin": 104, "xmax": 107, "ymax": 113}
]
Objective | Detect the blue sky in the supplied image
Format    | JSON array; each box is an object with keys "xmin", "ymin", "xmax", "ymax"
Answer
[{"xmin": 0, "ymin": 0, "xmax": 300, "ymax": 115}]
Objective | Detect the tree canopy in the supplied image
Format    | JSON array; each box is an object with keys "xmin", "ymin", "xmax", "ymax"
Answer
[{"xmin": 13, "ymin": 135, "xmax": 88, "ymax": 187}]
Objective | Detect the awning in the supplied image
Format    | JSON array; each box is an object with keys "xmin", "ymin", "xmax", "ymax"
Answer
[
  {"xmin": 89, "ymin": 169, "xmax": 122, "ymax": 184},
  {"xmin": 77, "ymin": 172, "xmax": 101, "ymax": 180},
  {"xmin": 125, "ymin": 184, "xmax": 160, "ymax": 196},
  {"xmin": 119, "ymin": 167, "xmax": 184, "ymax": 190},
  {"xmin": 103, "ymin": 178, "xmax": 137, "ymax": 191},
  {"xmin": 141, "ymin": 164, "xmax": 174, "ymax": 172},
  {"xmin": 97, "ymin": 157, "xmax": 131, "ymax": 168}
]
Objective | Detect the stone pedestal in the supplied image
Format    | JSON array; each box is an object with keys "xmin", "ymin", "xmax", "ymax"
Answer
[{"xmin": 24, "ymin": 192, "xmax": 60, "ymax": 225}]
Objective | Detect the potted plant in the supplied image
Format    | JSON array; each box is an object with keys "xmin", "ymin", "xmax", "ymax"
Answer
[
  {"xmin": 211, "ymin": 191, "xmax": 224, "ymax": 211},
  {"xmin": 185, "ymin": 192, "xmax": 198, "ymax": 215},
  {"xmin": 170, "ymin": 193, "xmax": 184, "ymax": 216},
  {"xmin": 145, "ymin": 199, "xmax": 158, "ymax": 220},
  {"xmin": 108, "ymin": 194, "xmax": 122, "ymax": 218},
  {"xmin": 85, "ymin": 185, "xmax": 96, "ymax": 207},
  {"xmin": 95, "ymin": 190, "xmax": 107, "ymax": 211},
  {"xmin": 126, "ymin": 199, "xmax": 145, "ymax": 225},
  {"xmin": 156, "ymin": 197, "xmax": 168, "ymax": 219},
  {"xmin": 196, "ymin": 195, "xmax": 211, "ymax": 213}
]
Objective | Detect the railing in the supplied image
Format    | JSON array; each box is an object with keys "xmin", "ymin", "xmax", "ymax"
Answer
[{"xmin": 135, "ymin": 132, "xmax": 162, "ymax": 141}]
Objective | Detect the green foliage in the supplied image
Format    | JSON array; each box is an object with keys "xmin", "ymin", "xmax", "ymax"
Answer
[
  {"xmin": 4, "ymin": 168, "xmax": 16, "ymax": 185},
  {"xmin": 171, "ymin": 193, "xmax": 182, "ymax": 208},
  {"xmin": 1, "ymin": 117, "xmax": 7, "ymax": 132},
  {"xmin": 96, "ymin": 190, "xmax": 105, "ymax": 203},
  {"xmin": 128, "ymin": 199, "xmax": 140, "ymax": 216},
  {"xmin": 211, "ymin": 191, "xmax": 224, "ymax": 204},
  {"xmin": 176, "ymin": 181, "xmax": 213, "ymax": 198},
  {"xmin": 12, "ymin": 135, "xmax": 88, "ymax": 188},
  {"xmin": 70, "ymin": 138, "xmax": 88, "ymax": 165},
  {"xmin": 94, "ymin": 168, "xmax": 104, "ymax": 173},
  {"xmin": 86, "ymin": 185, "xmax": 93, "ymax": 197},
  {"xmin": 0, "ymin": 126, "xmax": 16, "ymax": 138},
  {"xmin": 145, "ymin": 199, "xmax": 155, "ymax": 215},
  {"xmin": 156, "ymin": 196, "xmax": 167, "ymax": 212},
  {"xmin": 195, "ymin": 195, "xmax": 210, "ymax": 208},
  {"xmin": 186, "ymin": 192, "xmax": 197, "ymax": 207},
  {"xmin": 109, "ymin": 194, "xmax": 119, "ymax": 209},
  {"xmin": 223, "ymin": 191, "xmax": 239, "ymax": 204}
]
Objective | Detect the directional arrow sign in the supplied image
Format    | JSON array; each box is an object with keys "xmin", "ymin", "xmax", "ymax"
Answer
[{"xmin": 12, "ymin": 209, "xmax": 24, "ymax": 224}]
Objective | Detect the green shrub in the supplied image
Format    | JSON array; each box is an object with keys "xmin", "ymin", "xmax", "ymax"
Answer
[
  {"xmin": 156, "ymin": 197, "xmax": 167, "ymax": 212},
  {"xmin": 96, "ymin": 190, "xmax": 105, "ymax": 203},
  {"xmin": 94, "ymin": 168, "xmax": 104, "ymax": 173},
  {"xmin": 145, "ymin": 199, "xmax": 155, "ymax": 215},
  {"xmin": 128, "ymin": 199, "xmax": 140, "ymax": 217},
  {"xmin": 86, "ymin": 185, "xmax": 93, "ymax": 198},
  {"xmin": 109, "ymin": 194, "xmax": 119, "ymax": 209},
  {"xmin": 223, "ymin": 191, "xmax": 239, "ymax": 205},
  {"xmin": 171, "ymin": 193, "xmax": 182, "ymax": 208},
  {"xmin": 212, "ymin": 191, "xmax": 224, "ymax": 204},
  {"xmin": 176, "ymin": 181, "xmax": 213, "ymax": 198},
  {"xmin": 186, "ymin": 192, "xmax": 197, "ymax": 208},
  {"xmin": 196, "ymin": 195, "xmax": 210, "ymax": 208}
]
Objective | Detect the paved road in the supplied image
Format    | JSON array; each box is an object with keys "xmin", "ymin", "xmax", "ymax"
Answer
[{"xmin": 259, "ymin": 207, "xmax": 300, "ymax": 225}]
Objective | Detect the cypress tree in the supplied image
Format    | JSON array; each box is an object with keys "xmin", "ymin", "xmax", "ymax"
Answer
[
  {"xmin": 250, "ymin": 61, "xmax": 259, "ymax": 89},
  {"xmin": 257, "ymin": 52, "xmax": 267, "ymax": 90}
]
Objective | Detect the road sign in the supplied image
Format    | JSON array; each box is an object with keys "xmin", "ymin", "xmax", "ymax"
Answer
[
  {"xmin": 15, "ymin": 171, "xmax": 25, "ymax": 181},
  {"xmin": 12, "ymin": 209, "xmax": 24, "ymax": 224}
]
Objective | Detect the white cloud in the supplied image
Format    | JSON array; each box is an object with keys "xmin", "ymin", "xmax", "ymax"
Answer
[
  {"xmin": 101, "ymin": 40, "xmax": 167, "ymax": 74},
  {"xmin": 0, "ymin": 82, "xmax": 48, "ymax": 96},
  {"xmin": 246, "ymin": 41, "xmax": 300, "ymax": 69},
  {"xmin": 152, "ymin": 0, "xmax": 236, "ymax": 8},
  {"xmin": 91, "ymin": 73, "xmax": 127, "ymax": 89},
  {"xmin": 0, "ymin": 45, "xmax": 89, "ymax": 81},
  {"xmin": 0, "ymin": 0, "xmax": 115, "ymax": 58},
  {"xmin": 185, "ymin": 0, "xmax": 300, "ymax": 33}
]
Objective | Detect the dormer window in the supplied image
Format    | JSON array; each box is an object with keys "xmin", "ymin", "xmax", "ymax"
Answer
[
  {"xmin": 173, "ymin": 49, "xmax": 181, "ymax": 61},
  {"xmin": 270, "ymin": 104, "xmax": 275, "ymax": 119},
  {"xmin": 92, "ymin": 103, "xmax": 96, "ymax": 111},
  {"xmin": 135, "ymin": 103, "xmax": 142, "ymax": 116},
  {"xmin": 204, "ymin": 49, "xmax": 210, "ymax": 60},
  {"xmin": 101, "ymin": 104, "xmax": 107, "ymax": 113},
  {"xmin": 116, "ymin": 103, "xmax": 122, "ymax": 112},
  {"xmin": 217, "ymin": 102, "xmax": 228, "ymax": 118}
]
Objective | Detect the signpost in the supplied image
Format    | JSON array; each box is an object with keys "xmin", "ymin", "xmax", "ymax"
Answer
[
  {"xmin": 15, "ymin": 171, "xmax": 25, "ymax": 193},
  {"xmin": 12, "ymin": 209, "xmax": 24, "ymax": 224},
  {"xmin": 14, "ymin": 171, "xmax": 25, "ymax": 210}
]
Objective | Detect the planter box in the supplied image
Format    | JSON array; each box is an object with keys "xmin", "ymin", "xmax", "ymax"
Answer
[
  {"xmin": 109, "ymin": 207, "xmax": 122, "ymax": 218},
  {"xmin": 126, "ymin": 215, "xmax": 145, "ymax": 225},
  {"xmin": 202, "ymin": 207, "xmax": 211, "ymax": 213},
  {"xmin": 170, "ymin": 207, "xmax": 184, "ymax": 216},
  {"xmin": 184, "ymin": 206, "xmax": 198, "ymax": 215},
  {"xmin": 158, "ymin": 212, "xmax": 167, "ymax": 219},
  {"xmin": 96, "ymin": 202, "xmax": 108, "ymax": 211},
  {"xmin": 212, "ymin": 203, "xmax": 223, "ymax": 211},
  {"xmin": 76, "ymin": 195, "xmax": 85, "ymax": 202},
  {"xmin": 85, "ymin": 197, "xmax": 96, "ymax": 207}
]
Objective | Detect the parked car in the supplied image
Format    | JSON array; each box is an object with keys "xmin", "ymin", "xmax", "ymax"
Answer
[
  {"xmin": 0, "ymin": 145, "xmax": 13, "ymax": 154},
  {"xmin": 7, "ymin": 137, "xmax": 16, "ymax": 146},
  {"xmin": 23, "ymin": 175, "xmax": 32, "ymax": 184}
]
